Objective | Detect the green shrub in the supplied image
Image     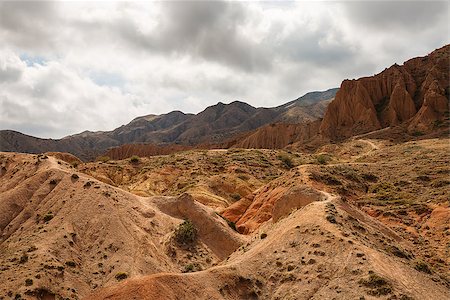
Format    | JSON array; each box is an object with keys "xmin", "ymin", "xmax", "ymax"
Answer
[
  {"xmin": 316, "ymin": 154, "xmax": 331, "ymax": 165},
  {"xmin": 25, "ymin": 278, "xmax": 33, "ymax": 286},
  {"xmin": 65, "ymin": 261, "xmax": 76, "ymax": 267},
  {"xmin": 130, "ymin": 155, "xmax": 140, "ymax": 164},
  {"xmin": 358, "ymin": 273, "xmax": 392, "ymax": 296},
  {"xmin": 115, "ymin": 272, "xmax": 128, "ymax": 281},
  {"xmin": 260, "ymin": 233, "xmax": 267, "ymax": 239},
  {"xmin": 96, "ymin": 156, "xmax": 110, "ymax": 163},
  {"xmin": 174, "ymin": 220, "xmax": 198, "ymax": 245},
  {"xmin": 183, "ymin": 264, "xmax": 194, "ymax": 273},
  {"xmin": 414, "ymin": 261, "xmax": 432, "ymax": 274},
  {"xmin": 278, "ymin": 154, "xmax": 294, "ymax": 169},
  {"xmin": 43, "ymin": 213, "xmax": 54, "ymax": 222}
]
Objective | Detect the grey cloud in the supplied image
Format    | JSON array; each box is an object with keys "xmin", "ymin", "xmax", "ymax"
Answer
[
  {"xmin": 116, "ymin": 1, "xmax": 272, "ymax": 73},
  {"xmin": 0, "ymin": 65, "xmax": 22, "ymax": 82},
  {"xmin": 0, "ymin": 2, "xmax": 59, "ymax": 50},
  {"xmin": 279, "ymin": 26, "xmax": 356, "ymax": 67},
  {"xmin": 342, "ymin": 1, "xmax": 448, "ymax": 30}
]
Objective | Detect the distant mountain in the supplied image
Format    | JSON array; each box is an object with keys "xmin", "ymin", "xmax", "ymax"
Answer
[{"xmin": 0, "ymin": 89, "xmax": 337, "ymax": 160}]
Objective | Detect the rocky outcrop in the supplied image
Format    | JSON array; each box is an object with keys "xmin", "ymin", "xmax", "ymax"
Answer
[{"xmin": 320, "ymin": 45, "xmax": 449, "ymax": 140}]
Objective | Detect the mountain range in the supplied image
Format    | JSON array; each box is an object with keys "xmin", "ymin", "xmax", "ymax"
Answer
[{"xmin": 0, "ymin": 88, "xmax": 338, "ymax": 161}]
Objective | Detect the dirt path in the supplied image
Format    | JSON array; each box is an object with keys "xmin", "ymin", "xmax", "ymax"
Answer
[{"xmin": 358, "ymin": 139, "xmax": 380, "ymax": 150}]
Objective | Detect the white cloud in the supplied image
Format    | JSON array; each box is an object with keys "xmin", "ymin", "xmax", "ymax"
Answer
[{"xmin": 0, "ymin": 1, "xmax": 448, "ymax": 138}]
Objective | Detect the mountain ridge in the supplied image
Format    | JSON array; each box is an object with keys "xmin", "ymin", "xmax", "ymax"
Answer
[{"xmin": 0, "ymin": 89, "xmax": 337, "ymax": 160}]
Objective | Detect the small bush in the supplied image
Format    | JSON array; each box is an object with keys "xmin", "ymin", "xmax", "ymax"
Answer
[
  {"xmin": 411, "ymin": 131, "xmax": 424, "ymax": 136},
  {"xmin": 96, "ymin": 156, "xmax": 110, "ymax": 163},
  {"xmin": 183, "ymin": 264, "xmax": 194, "ymax": 273},
  {"xmin": 230, "ymin": 193, "xmax": 241, "ymax": 201},
  {"xmin": 359, "ymin": 273, "xmax": 388, "ymax": 288},
  {"xmin": 115, "ymin": 272, "xmax": 128, "ymax": 281},
  {"xmin": 43, "ymin": 213, "xmax": 54, "ymax": 222},
  {"xmin": 71, "ymin": 173, "xmax": 79, "ymax": 180},
  {"xmin": 25, "ymin": 278, "xmax": 33, "ymax": 286},
  {"xmin": 174, "ymin": 220, "xmax": 198, "ymax": 245},
  {"xmin": 326, "ymin": 215, "xmax": 337, "ymax": 223},
  {"xmin": 260, "ymin": 233, "xmax": 267, "ymax": 239},
  {"xmin": 65, "ymin": 261, "xmax": 76, "ymax": 267},
  {"xmin": 278, "ymin": 154, "xmax": 294, "ymax": 169},
  {"xmin": 316, "ymin": 154, "xmax": 331, "ymax": 165},
  {"xmin": 414, "ymin": 261, "xmax": 431, "ymax": 274},
  {"xmin": 19, "ymin": 252, "xmax": 28, "ymax": 264},
  {"xmin": 49, "ymin": 179, "xmax": 57, "ymax": 185},
  {"xmin": 130, "ymin": 156, "xmax": 140, "ymax": 164},
  {"xmin": 362, "ymin": 173, "xmax": 378, "ymax": 182},
  {"xmin": 359, "ymin": 273, "xmax": 392, "ymax": 296}
]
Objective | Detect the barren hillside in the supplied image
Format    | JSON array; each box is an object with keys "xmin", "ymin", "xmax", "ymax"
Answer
[{"xmin": 1, "ymin": 135, "xmax": 448, "ymax": 299}]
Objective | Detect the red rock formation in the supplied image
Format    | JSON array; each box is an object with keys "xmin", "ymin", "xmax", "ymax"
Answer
[{"xmin": 320, "ymin": 45, "xmax": 449, "ymax": 139}]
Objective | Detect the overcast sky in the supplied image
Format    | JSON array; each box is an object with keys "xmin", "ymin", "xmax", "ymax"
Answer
[{"xmin": 0, "ymin": 1, "xmax": 448, "ymax": 138}]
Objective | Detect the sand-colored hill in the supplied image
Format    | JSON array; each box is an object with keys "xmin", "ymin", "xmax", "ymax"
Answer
[
  {"xmin": 1, "ymin": 136, "xmax": 449, "ymax": 299},
  {"xmin": 88, "ymin": 189, "xmax": 449, "ymax": 300},
  {"xmin": 0, "ymin": 153, "xmax": 243, "ymax": 299}
]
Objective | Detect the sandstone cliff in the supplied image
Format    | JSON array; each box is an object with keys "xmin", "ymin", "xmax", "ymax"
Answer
[{"xmin": 320, "ymin": 45, "xmax": 449, "ymax": 140}]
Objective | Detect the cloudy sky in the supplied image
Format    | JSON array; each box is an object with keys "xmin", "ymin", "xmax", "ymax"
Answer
[{"xmin": 0, "ymin": 1, "xmax": 448, "ymax": 138}]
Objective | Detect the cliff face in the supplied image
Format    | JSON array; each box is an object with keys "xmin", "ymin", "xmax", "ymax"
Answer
[{"xmin": 320, "ymin": 45, "xmax": 449, "ymax": 139}]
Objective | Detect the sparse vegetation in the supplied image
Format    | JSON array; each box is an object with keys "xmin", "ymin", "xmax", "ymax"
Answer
[
  {"xmin": 414, "ymin": 261, "xmax": 432, "ymax": 274},
  {"xmin": 115, "ymin": 272, "xmax": 128, "ymax": 281},
  {"xmin": 316, "ymin": 154, "xmax": 331, "ymax": 165},
  {"xmin": 174, "ymin": 220, "xmax": 198, "ymax": 245},
  {"xmin": 230, "ymin": 193, "xmax": 241, "ymax": 200},
  {"xmin": 359, "ymin": 272, "xmax": 392, "ymax": 296},
  {"xmin": 183, "ymin": 263, "xmax": 194, "ymax": 273},
  {"xmin": 43, "ymin": 213, "xmax": 54, "ymax": 222},
  {"xmin": 65, "ymin": 261, "xmax": 76, "ymax": 267},
  {"xmin": 260, "ymin": 233, "xmax": 267, "ymax": 239},
  {"xmin": 278, "ymin": 153, "xmax": 294, "ymax": 169},
  {"xmin": 25, "ymin": 278, "xmax": 33, "ymax": 286},
  {"xmin": 19, "ymin": 252, "xmax": 28, "ymax": 264},
  {"xmin": 130, "ymin": 155, "xmax": 140, "ymax": 164},
  {"xmin": 96, "ymin": 156, "xmax": 110, "ymax": 163}
]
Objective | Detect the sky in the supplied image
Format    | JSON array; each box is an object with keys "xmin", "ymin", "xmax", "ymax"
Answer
[{"xmin": 0, "ymin": 1, "xmax": 448, "ymax": 139}]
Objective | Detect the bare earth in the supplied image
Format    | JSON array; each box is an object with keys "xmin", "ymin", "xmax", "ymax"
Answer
[{"xmin": 0, "ymin": 137, "xmax": 449, "ymax": 299}]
